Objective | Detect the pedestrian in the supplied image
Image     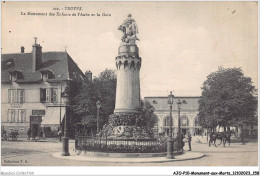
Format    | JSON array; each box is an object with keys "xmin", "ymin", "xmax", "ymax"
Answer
[
  {"xmin": 187, "ymin": 131, "xmax": 192, "ymax": 151},
  {"xmin": 39, "ymin": 129, "xmax": 43, "ymax": 139},
  {"xmin": 32, "ymin": 128, "xmax": 36, "ymax": 140},
  {"xmin": 11, "ymin": 130, "xmax": 15, "ymax": 140},
  {"xmin": 181, "ymin": 133, "xmax": 185, "ymax": 151},
  {"xmin": 43, "ymin": 128, "xmax": 46, "ymax": 139},
  {"xmin": 27, "ymin": 127, "xmax": 31, "ymax": 140},
  {"xmin": 58, "ymin": 130, "xmax": 63, "ymax": 141}
]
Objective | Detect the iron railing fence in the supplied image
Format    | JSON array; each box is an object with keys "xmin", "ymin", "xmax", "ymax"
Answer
[{"xmin": 75, "ymin": 135, "xmax": 181, "ymax": 153}]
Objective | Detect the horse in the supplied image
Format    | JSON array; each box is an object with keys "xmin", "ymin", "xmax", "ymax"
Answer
[
  {"xmin": 209, "ymin": 131, "xmax": 231, "ymax": 147},
  {"xmin": 222, "ymin": 131, "xmax": 232, "ymax": 147},
  {"xmin": 209, "ymin": 132, "xmax": 225, "ymax": 147}
]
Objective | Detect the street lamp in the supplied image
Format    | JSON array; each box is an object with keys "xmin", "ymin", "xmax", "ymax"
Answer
[
  {"xmin": 177, "ymin": 99, "xmax": 187, "ymax": 151},
  {"xmin": 61, "ymin": 91, "xmax": 70, "ymax": 156},
  {"xmin": 59, "ymin": 85, "xmax": 63, "ymax": 142},
  {"xmin": 166, "ymin": 91, "xmax": 174, "ymax": 159},
  {"xmin": 96, "ymin": 101, "xmax": 101, "ymax": 134}
]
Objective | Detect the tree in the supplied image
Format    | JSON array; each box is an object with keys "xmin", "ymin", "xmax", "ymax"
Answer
[
  {"xmin": 70, "ymin": 79, "xmax": 98, "ymax": 134},
  {"xmin": 69, "ymin": 69, "xmax": 117, "ymax": 135},
  {"xmin": 93, "ymin": 69, "xmax": 117, "ymax": 126},
  {"xmin": 64, "ymin": 80, "xmax": 83, "ymax": 137},
  {"xmin": 198, "ymin": 67, "xmax": 257, "ymax": 135},
  {"xmin": 139, "ymin": 101, "xmax": 158, "ymax": 129}
]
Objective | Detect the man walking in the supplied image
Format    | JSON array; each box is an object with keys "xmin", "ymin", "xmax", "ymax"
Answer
[
  {"xmin": 27, "ymin": 127, "xmax": 31, "ymax": 140},
  {"xmin": 187, "ymin": 131, "xmax": 192, "ymax": 151},
  {"xmin": 58, "ymin": 130, "xmax": 63, "ymax": 141}
]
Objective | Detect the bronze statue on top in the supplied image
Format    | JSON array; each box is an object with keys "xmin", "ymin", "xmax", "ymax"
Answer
[{"xmin": 118, "ymin": 14, "xmax": 139, "ymax": 43}]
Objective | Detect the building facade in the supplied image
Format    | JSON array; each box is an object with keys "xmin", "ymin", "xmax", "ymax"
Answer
[
  {"xmin": 1, "ymin": 40, "xmax": 88, "ymax": 137},
  {"xmin": 145, "ymin": 96, "xmax": 258, "ymax": 138},
  {"xmin": 144, "ymin": 96, "xmax": 203, "ymax": 136}
]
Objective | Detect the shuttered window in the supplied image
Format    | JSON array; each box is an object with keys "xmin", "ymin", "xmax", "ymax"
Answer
[
  {"xmin": 8, "ymin": 109, "xmax": 15, "ymax": 122},
  {"xmin": 18, "ymin": 109, "xmax": 26, "ymax": 122},
  {"xmin": 40, "ymin": 88, "xmax": 58, "ymax": 103},
  {"xmin": 8, "ymin": 89, "xmax": 25, "ymax": 103}
]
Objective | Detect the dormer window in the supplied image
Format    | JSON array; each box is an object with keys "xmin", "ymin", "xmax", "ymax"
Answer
[
  {"xmin": 8, "ymin": 68, "xmax": 22, "ymax": 82},
  {"xmin": 10, "ymin": 73, "xmax": 17, "ymax": 81},
  {"xmin": 39, "ymin": 68, "xmax": 55, "ymax": 81},
  {"xmin": 42, "ymin": 72, "xmax": 48, "ymax": 81}
]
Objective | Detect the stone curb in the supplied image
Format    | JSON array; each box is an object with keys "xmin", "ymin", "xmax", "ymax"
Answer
[
  {"xmin": 1, "ymin": 139, "xmax": 75, "ymax": 143},
  {"xmin": 51, "ymin": 151, "xmax": 205, "ymax": 163}
]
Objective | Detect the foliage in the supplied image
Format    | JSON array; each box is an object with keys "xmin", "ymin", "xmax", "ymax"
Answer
[
  {"xmin": 93, "ymin": 69, "xmax": 117, "ymax": 125},
  {"xmin": 64, "ymin": 80, "xmax": 84, "ymax": 136},
  {"xmin": 69, "ymin": 69, "xmax": 116, "ymax": 133},
  {"xmin": 139, "ymin": 101, "xmax": 158, "ymax": 129},
  {"xmin": 198, "ymin": 67, "xmax": 257, "ymax": 129},
  {"xmin": 108, "ymin": 114, "xmax": 139, "ymax": 126},
  {"xmin": 67, "ymin": 69, "xmax": 158, "ymax": 138}
]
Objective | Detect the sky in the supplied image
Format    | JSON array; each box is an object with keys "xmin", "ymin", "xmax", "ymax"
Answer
[{"xmin": 2, "ymin": 1, "xmax": 258, "ymax": 98}]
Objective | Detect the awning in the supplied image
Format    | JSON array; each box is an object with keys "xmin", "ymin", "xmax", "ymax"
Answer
[{"xmin": 41, "ymin": 107, "xmax": 65, "ymax": 125}]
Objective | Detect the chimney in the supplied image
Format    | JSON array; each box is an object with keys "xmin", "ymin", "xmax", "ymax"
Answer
[
  {"xmin": 21, "ymin": 46, "xmax": 25, "ymax": 53},
  {"xmin": 32, "ymin": 37, "xmax": 42, "ymax": 72},
  {"xmin": 85, "ymin": 70, "xmax": 92, "ymax": 82}
]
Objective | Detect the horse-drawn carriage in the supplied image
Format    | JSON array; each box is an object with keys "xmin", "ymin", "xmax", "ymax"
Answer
[
  {"xmin": 209, "ymin": 131, "xmax": 231, "ymax": 147},
  {"xmin": 2, "ymin": 130, "xmax": 19, "ymax": 141}
]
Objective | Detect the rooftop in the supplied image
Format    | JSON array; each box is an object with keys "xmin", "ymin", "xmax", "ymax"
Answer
[
  {"xmin": 1, "ymin": 52, "xmax": 86, "ymax": 83},
  {"xmin": 144, "ymin": 96, "xmax": 200, "ymax": 111}
]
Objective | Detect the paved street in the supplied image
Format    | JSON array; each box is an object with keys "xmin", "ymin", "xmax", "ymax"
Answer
[{"xmin": 1, "ymin": 137, "xmax": 258, "ymax": 166}]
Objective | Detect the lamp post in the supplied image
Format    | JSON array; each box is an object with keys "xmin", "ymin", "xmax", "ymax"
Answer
[
  {"xmin": 59, "ymin": 85, "xmax": 62, "ymax": 141},
  {"xmin": 177, "ymin": 99, "xmax": 187, "ymax": 151},
  {"xmin": 166, "ymin": 91, "xmax": 174, "ymax": 159},
  {"xmin": 96, "ymin": 101, "xmax": 101, "ymax": 134},
  {"xmin": 61, "ymin": 91, "xmax": 70, "ymax": 156}
]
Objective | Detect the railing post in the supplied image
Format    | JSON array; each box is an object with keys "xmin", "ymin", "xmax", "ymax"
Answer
[
  {"xmin": 100, "ymin": 136, "xmax": 102, "ymax": 151},
  {"xmin": 106, "ymin": 135, "xmax": 108, "ymax": 153},
  {"xmin": 84, "ymin": 136, "xmax": 87, "ymax": 152},
  {"xmin": 75, "ymin": 135, "xmax": 78, "ymax": 150}
]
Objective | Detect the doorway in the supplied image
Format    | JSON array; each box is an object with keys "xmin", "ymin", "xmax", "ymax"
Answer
[
  {"xmin": 30, "ymin": 116, "xmax": 42, "ymax": 139},
  {"xmin": 31, "ymin": 124, "xmax": 39, "ymax": 138}
]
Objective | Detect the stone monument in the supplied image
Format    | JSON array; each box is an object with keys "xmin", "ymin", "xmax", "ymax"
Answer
[
  {"xmin": 102, "ymin": 14, "xmax": 153, "ymax": 139},
  {"xmin": 114, "ymin": 14, "xmax": 141, "ymax": 114}
]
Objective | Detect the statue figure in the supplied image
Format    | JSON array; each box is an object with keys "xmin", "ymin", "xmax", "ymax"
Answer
[{"xmin": 118, "ymin": 14, "xmax": 139, "ymax": 43}]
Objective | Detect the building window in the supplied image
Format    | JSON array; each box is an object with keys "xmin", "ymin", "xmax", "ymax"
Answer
[
  {"xmin": 40, "ymin": 88, "xmax": 58, "ymax": 103},
  {"xmin": 18, "ymin": 109, "xmax": 26, "ymax": 122},
  {"xmin": 164, "ymin": 116, "xmax": 173, "ymax": 127},
  {"xmin": 10, "ymin": 74, "xmax": 17, "ymax": 81},
  {"xmin": 181, "ymin": 116, "xmax": 189, "ymax": 126},
  {"xmin": 8, "ymin": 89, "xmax": 16, "ymax": 103},
  {"xmin": 51, "ymin": 89, "xmax": 58, "ymax": 103},
  {"xmin": 8, "ymin": 89, "xmax": 25, "ymax": 103},
  {"xmin": 42, "ymin": 73, "xmax": 48, "ymax": 81},
  {"xmin": 17, "ymin": 89, "xmax": 25, "ymax": 103},
  {"xmin": 194, "ymin": 117, "xmax": 200, "ymax": 127},
  {"xmin": 8, "ymin": 109, "xmax": 15, "ymax": 122}
]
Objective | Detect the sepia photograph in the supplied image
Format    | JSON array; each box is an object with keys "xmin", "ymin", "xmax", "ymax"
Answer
[{"xmin": 1, "ymin": 1, "xmax": 259, "ymax": 175}]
